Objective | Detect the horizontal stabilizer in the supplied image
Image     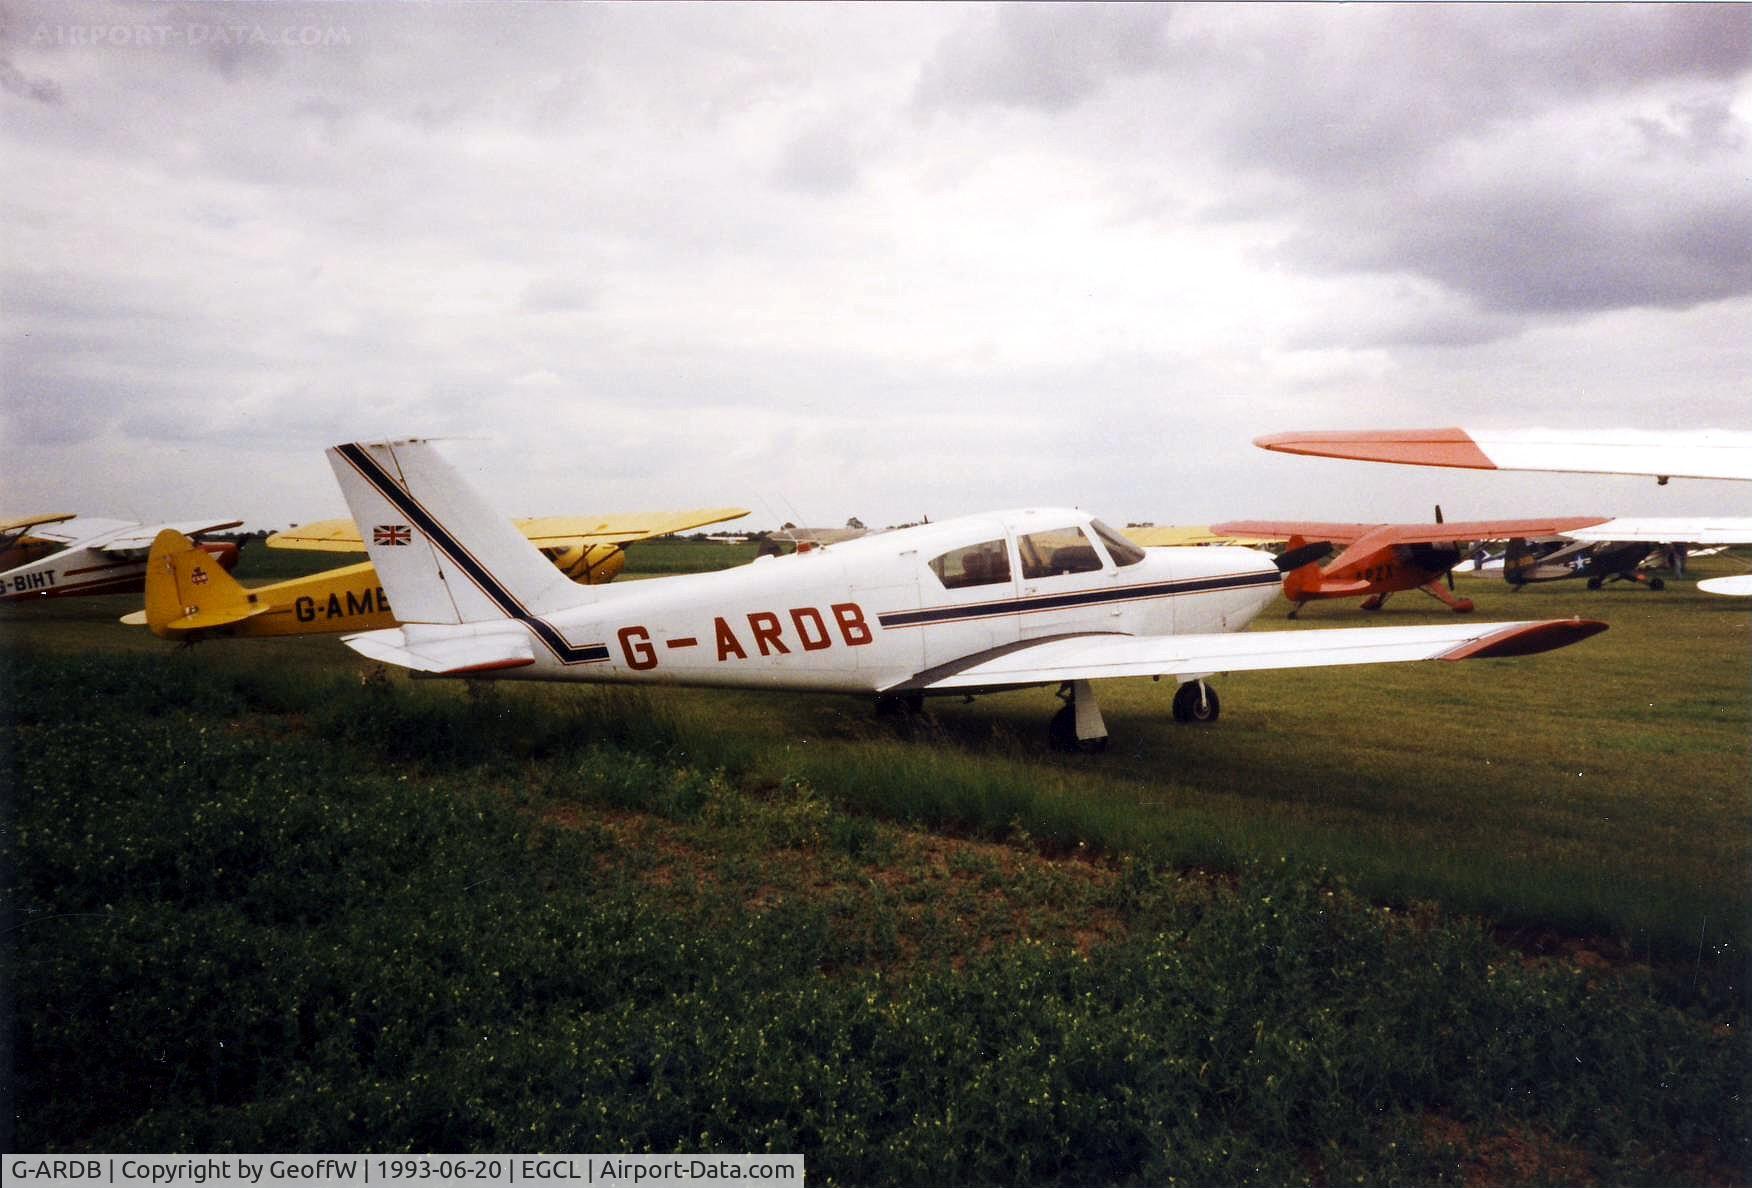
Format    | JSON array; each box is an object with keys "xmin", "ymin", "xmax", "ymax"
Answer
[{"xmin": 342, "ymin": 624, "xmax": 537, "ymax": 674}]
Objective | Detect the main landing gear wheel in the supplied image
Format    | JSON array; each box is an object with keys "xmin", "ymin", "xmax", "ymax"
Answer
[
  {"xmin": 1172, "ymin": 680, "xmax": 1220, "ymax": 725},
  {"xmin": 875, "ymin": 691, "xmax": 925, "ymax": 718},
  {"xmin": 1649, "ymin": 577, "xmax": 1666, "ymax": 591},
  {"xmin": 1049, "ymin": 704, "xmax": 1108, "ymax": 754}
]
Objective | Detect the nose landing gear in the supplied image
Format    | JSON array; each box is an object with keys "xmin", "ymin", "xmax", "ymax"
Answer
[{"xmin": 1171, "ymin": 678, "xmax": 1220, "ymax": 725}]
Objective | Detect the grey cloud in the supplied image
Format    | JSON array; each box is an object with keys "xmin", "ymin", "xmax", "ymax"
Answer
[
  {"xmin": 1207, "ymin": 7, "xmax": 1752, "ymax": 183},
  {"xmin": 771, "ymin": 119, "xmax": 863, "ymax": 196},
  {"xmin": 914, "ymin": 4, "xmax": 1174, "ymax": 113},
  {"xmin": 519, "ymin": 277, "xmax": 596, "ymax": 314},
  {"xmin": 0, "ymin": 53, "xmax": 60, "ymax": 102},
  {"xmin": 1277, "ymin": 163, "xmax": 1752, "ymax": 317},
  {"xmin": 1631, "ymin": 96, "xmax": 1746, "ymax": 162}
]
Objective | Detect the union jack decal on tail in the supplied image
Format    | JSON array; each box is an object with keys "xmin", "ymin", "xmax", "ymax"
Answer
[{"xmin": 373, "ymin": 524, "xmax": 412, "ymax": 546}]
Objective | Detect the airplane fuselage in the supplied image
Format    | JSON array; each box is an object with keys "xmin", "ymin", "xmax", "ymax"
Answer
[
  {"xmin": 1, "ymin": 539, "xmax": 238, "ymax": 602},
  {"xmin": 383, "ymin": 510, "xmax": 1282, "ymax": 695}
]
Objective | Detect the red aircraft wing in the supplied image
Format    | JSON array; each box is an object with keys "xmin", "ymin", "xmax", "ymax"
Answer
[{"xmin": 1213, "ymin": 517, "xmax": 1609, "ymax": 555}]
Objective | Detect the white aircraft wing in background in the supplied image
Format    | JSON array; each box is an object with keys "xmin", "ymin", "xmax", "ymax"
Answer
[{"xmin": 1557, "ymin": 517, "xmax": 1752, "ymax": 545}]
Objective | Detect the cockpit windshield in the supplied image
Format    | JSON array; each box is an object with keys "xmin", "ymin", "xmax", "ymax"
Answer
[{"xmin": 1090, "ymin": 519, "xmax": 1145, "ymax": 567}]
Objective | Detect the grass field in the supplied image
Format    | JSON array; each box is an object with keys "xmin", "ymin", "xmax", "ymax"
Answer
[{"xmin": 5, "ymin": 537, "xmax": 1748, "ymax": 1180}]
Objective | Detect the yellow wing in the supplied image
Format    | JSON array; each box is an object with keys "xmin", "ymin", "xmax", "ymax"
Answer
[
  {"xmin": 0, "ymin": 511, "xmax": 77, "ymax": 535},
  {"xmin": 268, "ymin": 507, "xmax": 750, "ymax": 552},
  {"xmin": 1124, "ymin": 525, "xmax": 1285, "ymax": 547}
]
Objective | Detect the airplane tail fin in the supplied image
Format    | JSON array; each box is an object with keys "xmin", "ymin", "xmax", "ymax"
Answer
[
  {"xmin": 1503, "ymin": 537, "xmax": 1537, "ymax": 586},
  {"xmin": 326, "ymin": 439, "xmax": 590, "ymax": 625},
  {"xmin": 138, "ymin": 529, "xmax": 270, "ymax": 638}
]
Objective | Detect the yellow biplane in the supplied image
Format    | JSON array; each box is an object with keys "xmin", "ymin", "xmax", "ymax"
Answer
[{"xmin": 123, "ymin": 508, "xmax": 747, "ymax": 640}]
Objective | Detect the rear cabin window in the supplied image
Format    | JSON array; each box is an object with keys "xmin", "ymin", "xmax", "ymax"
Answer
[
  {"xmin": 929, "ymin": 539, "xmax": 1013, "ymax": 589},
  {"xmin": 1018, "ymin": 526, "xmax": 1105, "ymax": 579},
  {"xmin": 1091, "ymin": 519, "xmax": 1145, "ymax": 567}
]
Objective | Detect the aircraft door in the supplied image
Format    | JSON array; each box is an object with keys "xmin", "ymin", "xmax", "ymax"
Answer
[{"xmin": 1015, "ymin": 524, "xmax": 1119, "ymax": 641}]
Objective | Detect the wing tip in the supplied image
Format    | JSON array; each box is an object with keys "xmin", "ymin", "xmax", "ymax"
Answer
[
  {"xmin": 1439, "ymin": 618, "xmax": 1608, "ymax": 661},
  {"xmin": 1255, "ymin": 427, "xmax": 1497, "ymax": 470}
]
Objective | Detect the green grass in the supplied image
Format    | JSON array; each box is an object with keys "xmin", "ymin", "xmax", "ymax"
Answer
[
  {"xmin": 7, "ymin": 651, "xmax": 1745, "ymax": 1179},
  {"xmin": 6, "ymin": 550, "xmax": 1746, "ymax": 967}
]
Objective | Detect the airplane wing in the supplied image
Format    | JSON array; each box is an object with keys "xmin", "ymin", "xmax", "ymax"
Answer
[
  {"xmin": 1213, "ymin": 517, "xmax": 1609, "ymax": 575},
  {"xmin": 512, "ymin": 509, "xmax": 750, "ymax": 546},
  {"xmin": 1207, "ymin": 521, "xmax": 1384, "ymax": 546},
  {"xmin": 90, "ymin": 519, "xmax": 243, "ymax": 553},
  {"xmin": 892, "ymin": 619, "xmax": 1605, "ymax": 693},
  {"xmin": 269, "ymin": 508, "xmax": 750, "ymax": 552},
  {"xmin": 1255, "ymin": 427, "xmax": 1752, "ymax": 482},
  {"xmin": 1213, "ymin": 517, "xmax": 1608, "ymax": 546},
  {"xmin": 1697, "ymin": 575, "xmax": 1752, "ymax": 596},
  {"xmin": 0, "ymin": 512, "xmax": 77, "ymax": 536},
  {"xmin": 1557, "ymin": 516, "xmax": 1752, "ymax": 545},
  {"xmin": 1123, "ymin": 525, "xmax": 1284, "ymax": 547},
  {"xmin": 25, "ymin": 516, "xmax": 137, "ymax": 545}
]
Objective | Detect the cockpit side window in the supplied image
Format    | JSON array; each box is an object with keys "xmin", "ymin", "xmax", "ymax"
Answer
[
  {"xmin": 1090, "ymin": 518, "xmax": 1145, "ymax": 567},
  {"xmin": 929, "ymin": 538, "xmax": 1013, "ymax": 589},
  {"xmin": 1017, "ymin": 526, "xmax": 1104, "ymax": 579}
]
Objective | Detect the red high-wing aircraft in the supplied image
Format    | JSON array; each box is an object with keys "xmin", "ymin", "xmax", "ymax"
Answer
[{"xmin": 1212, "ymin": 512, "xmax": 1609, "ymax": 616}]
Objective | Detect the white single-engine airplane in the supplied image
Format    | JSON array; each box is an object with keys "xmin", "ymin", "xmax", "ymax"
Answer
[
  {"xmin": 0, "ymin": 514, "xmax": 243, "ymax": 602},
  {"xmin": 324, "ymin": 439, "xmax": 1607, "ymax": 751}
]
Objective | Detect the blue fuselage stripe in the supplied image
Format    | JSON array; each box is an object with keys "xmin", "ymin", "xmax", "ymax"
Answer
[{"xmin": 877, "ymin": 571, "xmax": 1278, "ymax": 629}]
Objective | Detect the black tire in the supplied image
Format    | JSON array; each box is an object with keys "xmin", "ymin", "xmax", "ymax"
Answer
[
  {"xmin": 1586, "ymin": 576, "xmax": 1604, "ymax": 590},
  {"xmin": 1649, "ymin": 577, "xmax": 1665, "ymax": 591},
  {"xmin": 875, "ymin": 692, "xmax": 924, "ymax": 718},
  {"xmin": 1049, "ymin": 704, "xmax": 1078, "ymax": 750},
  {"xmin": 1172, "ymin": 681, "xmax": 1220, "ymax": 725}
]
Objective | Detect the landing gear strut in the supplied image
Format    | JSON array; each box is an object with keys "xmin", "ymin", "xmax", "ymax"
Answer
[
  {"xmin": 1048, "ymin": 679, "xmax": 1108, "ymax": 753},
  {"xmin": 1172, "ymin": 679, "xmax": 1220, "ymax": 725}
]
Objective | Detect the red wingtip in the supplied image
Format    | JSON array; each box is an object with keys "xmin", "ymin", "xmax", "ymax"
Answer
[
  {"xmin": 1439, "ymin": 619, "xmax": 1608, "ymax": 662},
  {"xmin": 1256, "ymin": 428, "xmax": 1498, "ymax": 471}
]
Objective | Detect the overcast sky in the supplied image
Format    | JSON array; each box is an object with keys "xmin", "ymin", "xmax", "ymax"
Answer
[{"xmin": 3, "ymin": 1, "xmax": 1749, "ymax": 532}]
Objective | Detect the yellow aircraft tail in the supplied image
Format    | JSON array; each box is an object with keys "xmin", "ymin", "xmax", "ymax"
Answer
[{"xmin": 137, "ymin": 529, "xmax": 272, "ymax": 638}]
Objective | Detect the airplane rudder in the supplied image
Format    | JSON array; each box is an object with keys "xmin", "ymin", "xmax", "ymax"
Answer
[
  {"xmin": 327, "ymin": 438, "xmax": 586, "ymax": 625},
  {"xmin": 144, "ymin": 528, "xmax": 251, "ymax": 636}
]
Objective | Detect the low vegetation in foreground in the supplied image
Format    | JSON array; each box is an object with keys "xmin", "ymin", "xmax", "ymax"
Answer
[{"xmin": 7, "ymin": 647, "xmax": 1747, "ymax": 1184}]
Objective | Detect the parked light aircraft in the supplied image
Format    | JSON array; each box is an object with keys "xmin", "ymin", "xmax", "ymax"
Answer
[
  {"xmin": 317, "ymin": 439, "xmax": 1606, "ymax": 751},
  {"xmin": 123, "ymin": 508, "xmax": 748, "ymax": 640},
  {"xmin": 0, "ymin": 515, "xmax": 242, "ymax": 602},
  {"xmin": 1210, "ymin": 511, "xmax": 1609, "ymax": 615},
  {"xmin": 1253, "ymin": 428, "xmax": 1752, "ymax": 595}
]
